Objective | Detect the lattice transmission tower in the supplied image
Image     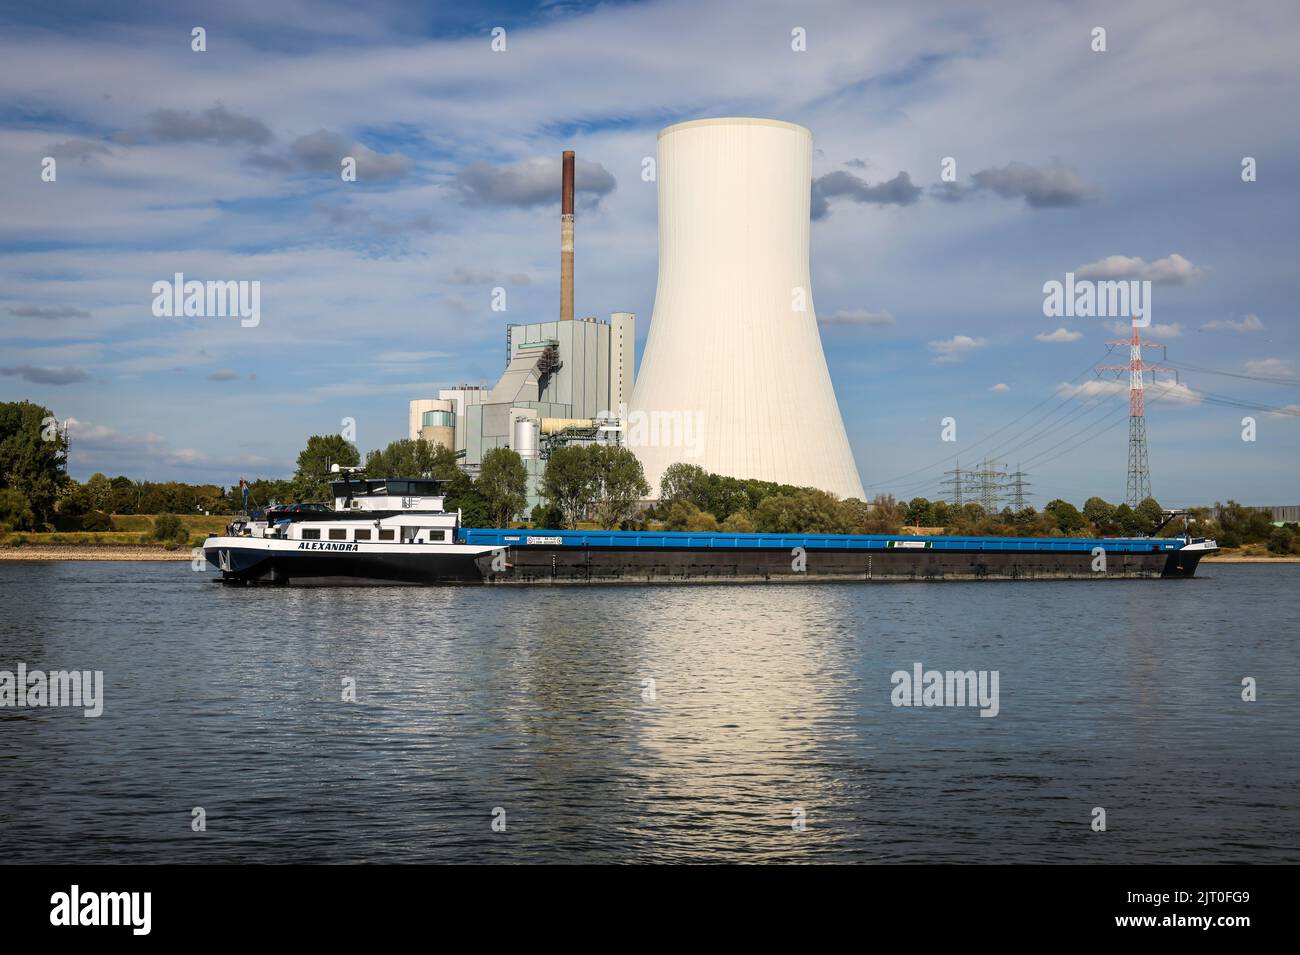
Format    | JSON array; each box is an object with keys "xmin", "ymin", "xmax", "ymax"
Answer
[{"xmin": 1098, "ymin": 322, "xmax": 1176, "ymax": 508}]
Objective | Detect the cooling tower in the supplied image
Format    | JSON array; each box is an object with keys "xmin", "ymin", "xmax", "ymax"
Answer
[{"xmin": 629, "ymin": 117, "xmax": 865, "ymax": 500}]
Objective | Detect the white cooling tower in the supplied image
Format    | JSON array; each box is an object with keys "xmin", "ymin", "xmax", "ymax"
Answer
[{"xmin": 629, "ymin": 117, "xmax": 865, "ymax": 500}]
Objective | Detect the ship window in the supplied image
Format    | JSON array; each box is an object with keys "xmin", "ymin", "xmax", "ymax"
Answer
[
  {"xmin": 354, "ymin": 529, "xmax": 371, "ymax": 541},
  {"xmin": 428, "ymin": 529, "xmax": 447, "ymax": 542},
  {"xmin": 302, "ymin": 528, "xmax": 320, "ymax": 540},
  {"xmin": 378, "ymin": 529, "xmax": 395, "ymax": 541},
  {"xmin": 329, "ymin": 528, "xmax": 347, "ymax": 540}
]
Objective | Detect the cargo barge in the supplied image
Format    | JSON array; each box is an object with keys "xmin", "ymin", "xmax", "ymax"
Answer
[{"xmin": 204, "ymin": 475, "xmax": 1217, "ymax": 586}]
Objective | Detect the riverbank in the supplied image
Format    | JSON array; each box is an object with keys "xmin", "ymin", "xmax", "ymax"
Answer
[
  {"xmin": 0, "ymin": 545, "xmax": 191, "ymax": 561},
  {"xmin": 1203, "ymin": 553, "xmax": 1300, "ymax": 563}
]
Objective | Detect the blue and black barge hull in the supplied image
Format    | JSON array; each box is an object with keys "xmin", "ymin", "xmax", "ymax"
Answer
[{"xmin": 466, "ymin": 531, "xmax": 1217, "ymax": 584}]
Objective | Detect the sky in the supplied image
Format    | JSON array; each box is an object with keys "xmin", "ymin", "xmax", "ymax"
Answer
[{"xmin": 1, "ymin": 0, "xmax": 1297, "ymax": 507}]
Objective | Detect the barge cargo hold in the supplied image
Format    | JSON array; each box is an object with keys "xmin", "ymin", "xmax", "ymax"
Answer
[{"xmin": 464, "ymin": 530, "xmax": 1218, "ymax": 584}]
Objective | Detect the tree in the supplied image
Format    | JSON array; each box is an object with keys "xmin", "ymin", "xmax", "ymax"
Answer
[
  {"xmin": 1083, "ymin": 497, "xmax": 1117, "ymax": 535},
  {"xmin": 1114, "ymin": 503, "xmax": 1142, "ymax": 536},
  {"xmin": 0, "ymin": 400, "xmax": 69, "ymax": 527},
  {"xmin": 860, "ymin": 494, "xmax": 904, "ymax": 534},
  {"xmin": 662, "ymin": 501, "xmax": 719, "ymax": 532},
  {"xmin": 293, "ymin": 434, "xmax": 359, "ymax": 501},
  {"xmin": 365, "ymin": 438, "xmax": 454, "ymax": 479},
  {"xmin": 479, "ymin": 447, "xmax": 528, "ymax": 527},
  {"xmin": 720, "ymin": 510, "xmax": 756, "ymax": 533},
  {"xmin": 0, "ymin": 487, "xmax": 36, "ymax": 531},
  {"xmin": 591, "ymin": 445, "xmax": 650, "ymax": 529},
  {"xmin": 1134, "ymin": 496, "xmax": 1164, "ymax": 533},
  {"xmin": 1045, "ymin": 499, "xmax": 1088, "ymax": 536},
  {"xmin": 540, "ymin": 445, "xmax": 599, "ymax": 529},
  {"xmin": 905, "ymin": 497, "xmax": 933, "ymax": 527},
  {"xmin": 530, "ymin": 502, "xmax": 564, "ymax": 529},
  {"xmin": 442, "ymin": 468, "xmax": 489, "ymax": 527},
  {"xmin": 660, "ymin": 462, "xmax": 707, "ymax": 505}
]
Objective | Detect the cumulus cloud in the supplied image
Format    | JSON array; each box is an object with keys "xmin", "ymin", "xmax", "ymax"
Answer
[
  {"xmin": 1076, "ymin": 253, "xmax": 1206, "ymax": 285},
  {"xmin": 7, "ymin": 305, "xmax": 90, "ymax": 319},
  {"xmin": 928, "ymin": 334, "xmax": 986, "ymax": 363},
  {"xmin": 1106, "ymin": 320, "xmax": 1184, "ymax": 338},
  {"xmin": 933, "ymin": 161, "xmax": 1096, "ymax": 208},
  {"xmin": 1035, "ymin": 327, "xmax": 1083, "ymax": 343},
  {"xmin": 0, "ymin": 364, "xmax": 91, "ymax": 384},
  {"xmin": 247, "ymin": 130, "xmax": 412, "ymax": 181},
  {"xmin": 43, "ymin": 139, "xmax": 112, "ymax": 162},
  {"xmin": 1245, "ymin": 358, "xmax": 1294, "ymax": 377},
  {"xmin": 144, "ymin": 105, "xmax": 273, "ymax": 146},
  {"xmin": 819, "ymin": 308, "xmax": 896, "ymax": 327},
  {"xmin": 64, "ymin": 417, "xmax": 225, "ymax": 471},
  {"xmin": 453, "ymin": 156, "xmax": 616, "ymax": 208},
  {"xmin": 989, "ymin": 382, "xmax": 1010, "ymax": 392},
  {"xmin": 1056, "ymin": 379, "xmax": 1126, "ymax": 399},
  {"xmin": 1057, "ymin": 378, "xmax": 1199, "ymax": 405},
  {"xmin": 811, "ymin": 170, "xmax": 920, "ymax": 220},
  {"xmin": 1146, "ymin": 380, "xmax": 1202, "ymax": 405},
  {"xmin": 1202, "ymin": 314, "xmax": 1263, "ymax": 333}
]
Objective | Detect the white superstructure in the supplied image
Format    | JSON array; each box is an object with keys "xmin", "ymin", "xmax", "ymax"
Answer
[{"xmin": 629, "ymin": 117, "xmax": 865, "ymax": 500}]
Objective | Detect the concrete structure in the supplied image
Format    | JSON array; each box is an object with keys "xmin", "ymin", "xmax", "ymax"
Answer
[
  {"xmin": 629, "ymin": 117, "xmax": 864, "ymax": 500},
  {"xmin": 408, "ymin": 398, "xmax": 456, "ymax": 450}
]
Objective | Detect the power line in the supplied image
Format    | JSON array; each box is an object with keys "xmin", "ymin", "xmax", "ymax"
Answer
[
  {"xmin": 1165, "ymin": 359, "xmax": 1300, "ymax": 388},
  {"xmin": 863, "ymin": 350, "xmax": 1111, "ymax": 490}
]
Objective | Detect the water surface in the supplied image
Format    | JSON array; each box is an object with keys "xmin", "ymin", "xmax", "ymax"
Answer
[{"xmin": 0, "ymin": 561, "xmax": 1295, "ymax": 863}]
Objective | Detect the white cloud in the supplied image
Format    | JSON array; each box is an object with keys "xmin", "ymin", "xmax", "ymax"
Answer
[
  {"xmin": 928, "ymin": 334, "xmax": 986, "ymax": 363},
  {"xmin": 1074, "ymin": 253, "xmax": 1207, "ymax": 285},
  {"xmin": 1035, "ymin": 327, "xmax": 1083, "ymax": 343},
  {"xmin": 989, "ymin": 382, "xmax": 1009, "ymax": 392},
  {"xmin": 1202, "ymin": 314, "xmax": 1264, "ymax": 333},
  {"xmin": 1105, "ymin": 320, "xmax": 1183, "ymax": 338},
  {"xmin": 1245, "ymin": 358, "xmax": 1294, "ymax": 377}
]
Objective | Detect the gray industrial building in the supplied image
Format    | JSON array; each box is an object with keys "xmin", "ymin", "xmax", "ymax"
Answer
[
  {"xmin": 409, "ymin": 312, "xmax": 634, "ymax": 511},
  {"xmin": 409, "ymin": 150, "xmax": 637, "ymax": 515}
]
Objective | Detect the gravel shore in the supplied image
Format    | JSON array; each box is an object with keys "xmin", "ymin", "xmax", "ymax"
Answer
[{"xmin": 0, "ymin": 546, "xmax": 193, "ymax": 561}]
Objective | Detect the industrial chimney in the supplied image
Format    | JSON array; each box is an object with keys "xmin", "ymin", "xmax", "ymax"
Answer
[
  {"xmin": 560, "ymin": 149, "xmax": 575, "ymax": 322},
  {"xmin": 629, "ymin": 118, "xmax": 865, "ymax": 500}
]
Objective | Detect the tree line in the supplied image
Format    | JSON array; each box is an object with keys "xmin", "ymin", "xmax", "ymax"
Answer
[{"xmin": 2, "ymin": 399, "xmax": 1295, "ymax": 553}]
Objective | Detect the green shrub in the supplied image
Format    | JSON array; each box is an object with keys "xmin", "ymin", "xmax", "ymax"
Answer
[
  {"xmin": 81, "ymin": 510, "xmax": 114, "ymax": 532},
  {"xmin": 152, "ymin": 513, "xmax": 184, "ymax": 541}
]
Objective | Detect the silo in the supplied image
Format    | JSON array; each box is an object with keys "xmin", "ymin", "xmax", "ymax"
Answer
[
  {"xmin": 513, "ymin": 417, "xmax": 539, "ymax": 460},
  {"xmin": 629, "ymin": 118, "xmax": 865, "ymax": 500}
]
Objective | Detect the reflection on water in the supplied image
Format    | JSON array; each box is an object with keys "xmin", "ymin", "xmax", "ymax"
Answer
[{"xmin": 0, "ymin": 562, "xmax": 1296, "ymax": 863}]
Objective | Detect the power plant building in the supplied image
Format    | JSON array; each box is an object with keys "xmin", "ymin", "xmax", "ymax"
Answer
[
  {"xmin": 409, "ymin": 314, "xmax": 633, "ymax": 508},
  {"xmin": 409, "ymin": 118, "xmax": 865, "ymax": 519},
  {"xmin": 629, "ymin": 118, "xmax": 865, "ymax": 500}
]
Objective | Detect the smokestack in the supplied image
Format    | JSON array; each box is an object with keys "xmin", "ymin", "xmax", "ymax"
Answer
[{"xmin": 560, "ymin": 149, "xmax": 574, "ymax": 322}]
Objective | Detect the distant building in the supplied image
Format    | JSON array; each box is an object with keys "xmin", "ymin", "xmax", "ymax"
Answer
[
  {"xmin": 408, "ymin": 312, "xmax": 634, "ymax": 510},
  {"xmin": 629, "ymin": 117, "xmax": 865, "ymax": 500}
]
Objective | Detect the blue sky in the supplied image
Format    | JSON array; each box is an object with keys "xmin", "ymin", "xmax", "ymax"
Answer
[{"xmin": 1, "ymin": 0, "xmax": 1297, "ymax": 506}]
